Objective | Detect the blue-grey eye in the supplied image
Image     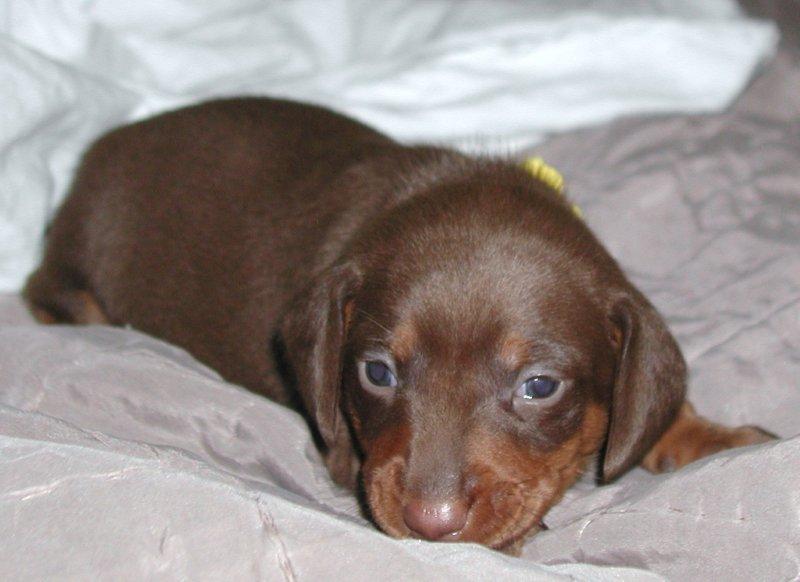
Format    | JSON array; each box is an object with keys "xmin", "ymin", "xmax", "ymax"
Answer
[
  {"xmin": 362, "ymin": 360, "xmax": 397, "ymax": 388},
  {"xmin": 517, "ymin": 375, "xmax": 560, "ymax": 400}
]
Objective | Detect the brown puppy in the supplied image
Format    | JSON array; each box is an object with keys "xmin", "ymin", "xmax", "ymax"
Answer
[{"xmin": 24, "ymin": 98, "xmax": 773, "ymax": 551}]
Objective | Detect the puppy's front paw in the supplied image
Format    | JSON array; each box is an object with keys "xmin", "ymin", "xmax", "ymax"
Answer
[{"xmin": 642, "ymin": 403, "xmax": 776, "ymax": 473}]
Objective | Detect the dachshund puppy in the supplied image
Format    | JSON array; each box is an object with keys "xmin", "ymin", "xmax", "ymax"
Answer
[{"xmin": 24, "ymin": 98, "xmax": 773, "ymax": 551}]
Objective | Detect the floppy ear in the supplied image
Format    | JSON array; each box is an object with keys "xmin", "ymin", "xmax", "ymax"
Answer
[
  {"xmin": 279, "ymin": 262, "xmax": 361, "ymax": 488},
  {"xmin": 602, "ymin": 291, "xmax": 687, "ymax": 482}
]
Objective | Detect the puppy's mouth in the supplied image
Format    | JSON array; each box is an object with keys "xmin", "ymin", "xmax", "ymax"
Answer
[
  {"xmin": 415, "ymin": 508, "xmax": 548, "ymax": 552},
  {"xmin": 363, "ymin": 458, "xmax": 554, "ymax": 550},
  {"xmin": 390, "ymin": 494, "xmax": 549, "ymax": 552}
]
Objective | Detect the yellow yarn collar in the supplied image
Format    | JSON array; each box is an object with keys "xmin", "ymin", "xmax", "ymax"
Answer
[{"xmin": 522, "ymin": 157, "xmax": 582, "ymax": 219}]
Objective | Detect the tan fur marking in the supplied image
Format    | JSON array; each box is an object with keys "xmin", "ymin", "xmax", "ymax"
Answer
[
  {"xmin": 498, "ymin": 334, "xmax": 531, "ymax": 370},
  {"xmin": 642, "ymin": 402, "xmax": 775, "ymax": 473},
  {"xmin": 362, "ymin": 422, "xmax": 412, "ymax": 537},
  {"xmin": 362, "ymin": 401, "xmax": 610, "ymax": 551},
  {"xmin": 609, "ymin": 325, "xmax": 623, "ymax": 352},
  {"xmin": 456, "ymin": 403, "xmax": 608, "ymax": 551},
  {"xmin": 343, "ymin": 299, "xmax": 356, "ymax": 332},
  {"xmin": 77, "ymin": 291, "xmax": 109, "ymax": 325},
  {"xmin": 390, "ymin": 321, "xmax": 417, "ymax": 363}
]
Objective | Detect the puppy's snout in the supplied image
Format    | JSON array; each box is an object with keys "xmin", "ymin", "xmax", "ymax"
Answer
[{"xmin": 402, "ymin": 497, "xmax": 470, "ymax": 540}]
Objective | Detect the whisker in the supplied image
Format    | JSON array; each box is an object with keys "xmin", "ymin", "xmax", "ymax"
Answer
[{"xmin": 357, "ymin": 309, "xmax": 392, "ymax": 335}]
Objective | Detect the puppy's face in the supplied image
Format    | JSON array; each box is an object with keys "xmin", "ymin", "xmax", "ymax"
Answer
[
  {"xmin": 344, "ymin": 252, "xmax": 615, "ymax": 549},
  {"xmin": 281, "ymin": 168, "xmax": 685, "ymax": 550}
]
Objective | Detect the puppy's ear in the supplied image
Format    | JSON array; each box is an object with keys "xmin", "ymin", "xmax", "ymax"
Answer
[
  {"xmin": 279, "ymin": 262, "xmax": 361, "ymax": 488},
  {"xmin": 602, "ymin": 291, "xmax": 686, "ymax": 482}
]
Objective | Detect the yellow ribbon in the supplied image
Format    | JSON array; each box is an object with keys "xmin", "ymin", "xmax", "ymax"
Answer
[{"xmin": 522, "ymin": 157, "xmax": 582, "ymax": 219}]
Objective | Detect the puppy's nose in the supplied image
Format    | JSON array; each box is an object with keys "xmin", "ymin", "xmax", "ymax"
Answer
[{"xmin": 403, "ymin": 497, "xmax": 470, "ymax": 540}]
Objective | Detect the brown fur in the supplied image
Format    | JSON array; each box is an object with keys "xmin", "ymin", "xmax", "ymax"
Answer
[{"xmin": 24, "ymin": 98, "xmax": 774, "ymax": 550}]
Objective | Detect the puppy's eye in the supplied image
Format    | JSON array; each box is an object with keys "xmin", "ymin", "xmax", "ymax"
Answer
[
  {"xmin": 360, "ymin": 360, "xmax": 397, "ymax": 389},
  {"xmin": 516, "ymin": 375, "xmax": 560, "ymax": 400}
]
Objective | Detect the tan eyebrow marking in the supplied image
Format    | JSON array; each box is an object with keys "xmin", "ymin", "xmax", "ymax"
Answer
[
  {"xmin": 499, "ymin": 333, "xmax": 532, "ymax": 370},
  {"xmin": 390, "ymin": 321, "xmax": 418, "ymax": 363}
]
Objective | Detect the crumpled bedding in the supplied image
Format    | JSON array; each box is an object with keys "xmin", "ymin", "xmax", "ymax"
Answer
[
  {"xmin": 518, "ymin": 46, "xmax": 800, "ymax": 578},
  {"xmin": 1, "ymin": 1, "xmax": 799, "ymax": 581}
]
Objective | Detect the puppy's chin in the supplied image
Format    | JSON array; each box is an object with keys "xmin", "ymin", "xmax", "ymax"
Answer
[
  {"xmin": 359, "ymin": 414, "xmax": 605, "ymax": 550},
  {"xmin": 362, "ymin": 459, "xmax": 561, "ymax": 550}
]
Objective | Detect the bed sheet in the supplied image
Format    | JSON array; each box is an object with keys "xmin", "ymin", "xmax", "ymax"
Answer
[{"xmin": 1, "ymin": 1, "xmax": 798, "ymax": 580}]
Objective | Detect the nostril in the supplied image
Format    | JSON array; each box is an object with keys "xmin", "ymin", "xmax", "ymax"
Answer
[{"xmin": 402, "ymin": 497, "xmax": 470, "ymax": 540}]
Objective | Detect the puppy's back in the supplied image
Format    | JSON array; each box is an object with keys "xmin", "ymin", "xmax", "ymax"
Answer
[{"xmin": 25, "ymin": 98, "xmax": 395, "ymax": 401}]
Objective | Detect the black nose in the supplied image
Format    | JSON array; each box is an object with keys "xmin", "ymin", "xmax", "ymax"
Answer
[{"xmin": 402, "ymin": 497, "xmax": 470, "ymax": 540}]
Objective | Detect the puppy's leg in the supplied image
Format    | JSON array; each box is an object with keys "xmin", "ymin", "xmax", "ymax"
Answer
[
  {"xmin": 24, "ymin": 266, "xmax": 109, "ymax": 325},
  {"xmin": 642, "ymin": 402, "xmax": 775, "ymax": 473}
]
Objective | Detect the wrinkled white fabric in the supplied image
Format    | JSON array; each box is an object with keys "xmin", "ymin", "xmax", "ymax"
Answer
[{"xmin": 0, "ymin": 0, "xmax": 777, "ymax": 291}]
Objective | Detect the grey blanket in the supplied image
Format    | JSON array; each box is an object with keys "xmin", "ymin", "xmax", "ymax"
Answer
[{"xmin": 2, "ymin": 47, "xmax": 798, "ymax": 582}]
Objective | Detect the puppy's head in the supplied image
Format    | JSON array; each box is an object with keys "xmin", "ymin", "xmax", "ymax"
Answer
[{"xmin": 280, "ymin": 164, "xmax": 685, "ymax": 550}]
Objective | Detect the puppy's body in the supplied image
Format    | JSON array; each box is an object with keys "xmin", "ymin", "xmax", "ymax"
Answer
[
  {"xmin": 26, "ymin": 98, "xmax": 772, "ymax": 550},
  {"xmin": 29, "ymin": 99, "xmax": 409, "ymax": 402}
]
